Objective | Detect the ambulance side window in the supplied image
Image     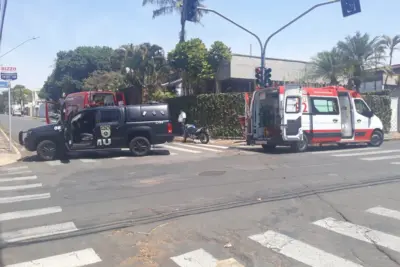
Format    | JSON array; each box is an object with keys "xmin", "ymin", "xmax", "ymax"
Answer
[
  {"xmin": 311, "ymin": 97, "xmax": 339, "ymax": 115},
  {"xmin": 354, "ymin": 99, "xmax": 371, "ymax": 116}
]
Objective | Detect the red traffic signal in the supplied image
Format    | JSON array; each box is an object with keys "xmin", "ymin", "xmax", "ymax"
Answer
[{"xmin": 255, "ymin": 67, "xmax": 262, "ymax": 74}]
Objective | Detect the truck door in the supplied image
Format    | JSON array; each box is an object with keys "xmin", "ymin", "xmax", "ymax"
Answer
[
  {"xmin": 45, "ymin": 101, "xmax": 60, "ymax": 125},
  {"xmin": 94, "ymin": 108, "xmax": 124, "ymax": 149},
  {"xmin": 281, "ymin": 87, "xmax": 303, "ymax": 141}
]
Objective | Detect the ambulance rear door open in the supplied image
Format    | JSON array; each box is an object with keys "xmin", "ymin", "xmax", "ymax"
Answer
[{"xmin": 281, "ymin": 86, "xmax": 303, "ymax": 141}]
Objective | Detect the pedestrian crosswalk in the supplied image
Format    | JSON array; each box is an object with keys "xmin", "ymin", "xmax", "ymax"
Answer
[
  {"xmin": 42, "ymin": 142, "xmax": 231, "ymax": 166},
  {"xmin": 0, "ymin": 165, "xmax": 102, "ymax": 266},
  {"xmin": 311, "ymin": 146, "xmax": 400, "ymax": 165},
  {"xmin": 170, "ymin": 205, "xmax": 400, "ymax": 267}
]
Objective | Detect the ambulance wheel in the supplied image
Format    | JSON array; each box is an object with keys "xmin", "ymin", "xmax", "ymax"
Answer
[
  {"xmin": 129, "ymin": 136, "xmax": 151, "ymax": 156},
  {"xmin": 369, "ymin": 130, "xmax": 384, "ymax": 147},
  {"xmin": 36, "ymin": 140, "xmax": 58, "ymax": 161},
  {"xmin": 262, "ymin": 144, "xmax": 276, "ymax": 152},
  {"xmin": 291, "ymin": 134, "xmax": 309, "ymax": 153}
]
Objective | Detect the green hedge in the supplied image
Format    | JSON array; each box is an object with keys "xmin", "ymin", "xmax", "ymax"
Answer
[
  {"xmin": 362, "ymin": 92, "xmax": 392, "ymax": 133},
  {"xmin": 166, "ymin": 93, "xmax": 246, "ymax": 138}
]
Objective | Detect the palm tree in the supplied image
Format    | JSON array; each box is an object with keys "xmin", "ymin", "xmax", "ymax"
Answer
[
  {"xmin": 142, "ymin": 0, "xmax": 207, "ymax": 43},
  {"xmin": 337, "ymin": 31, "xmax": 386, "ymax": 92},
  {"xmin": 118, "ymin": 43, "xmax": 170, "ymax": 102},
  {"xmin": 381, "ymin": 35, "xmax": 400, "ymax": 87},
  {"xmin": 310, "ymin": 48, "xmax": 343, "ymax": 85}
]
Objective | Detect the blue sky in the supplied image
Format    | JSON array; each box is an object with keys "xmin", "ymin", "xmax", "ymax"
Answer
[{"xmin": 1, "ymin": 0, "xmax": 399, "ymax": 90}]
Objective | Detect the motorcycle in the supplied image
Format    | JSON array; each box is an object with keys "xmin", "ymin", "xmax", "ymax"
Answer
[{"xmin": 183, "ymin": 124, "xmax": 210, "ymax": 144}]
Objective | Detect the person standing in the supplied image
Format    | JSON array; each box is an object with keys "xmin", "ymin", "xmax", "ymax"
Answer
[{"xmin": 178, "ymin": 109, "xmax": 186, "ymax": 136}]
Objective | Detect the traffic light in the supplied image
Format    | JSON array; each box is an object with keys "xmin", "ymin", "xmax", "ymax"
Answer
[
  {"xmin": 255, "ymin": 67, "xmax": 262, "ymax": 87},
  {"xmin": 183, "ymin": 0, "xmax": 199, "ymax": 22},
  {"xmin": 264, "ymin": 68, "xmax": 272, "ymax": 87}
]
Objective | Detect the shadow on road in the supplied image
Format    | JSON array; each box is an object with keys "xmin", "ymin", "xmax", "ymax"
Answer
[
  {"xmin": 232, "ymin": 143, "xmax": 370, "ymax": 155},
  {"xmin": 17, "ymin": 148, "xmax": 173, "ymax": 164}
]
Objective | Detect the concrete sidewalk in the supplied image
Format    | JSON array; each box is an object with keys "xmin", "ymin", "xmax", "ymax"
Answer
[{"xmin": 0, "ymin": 127, "xmax": 21, "ymax": 166}]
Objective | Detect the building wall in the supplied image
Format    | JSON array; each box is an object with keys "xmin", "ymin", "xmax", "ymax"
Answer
[{"xmin": 218, "ymin": 54, "xmax": 325, "ymax": 83}]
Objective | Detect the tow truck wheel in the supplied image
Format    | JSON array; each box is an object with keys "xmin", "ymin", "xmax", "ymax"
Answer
[
  {"xmin": 129, "ymin": 136, "xmax": 151, "ymax": 157},
  {"xmin": 291, "ymin": 134, "xmax": 309, "ymax": 153},
  {"xmin": 36, "ymin": 140, "xmax": 57, "ymax": 161},
  {"xmin": 369, "ymin": 130, "xmax": 384, "ymax": 147}
]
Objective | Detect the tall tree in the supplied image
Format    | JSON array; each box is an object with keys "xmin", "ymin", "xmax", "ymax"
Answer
[
  {"xmin": 83, "ymin": 71, "xmax": 127, "ymax": 92},
  {"xmin": 168, "ymin": 38, "xmax": 212, "ymax": 95},
  {"xmin": 337, "ymin": 31, "xmax": 385, "ymax": 92},
  {"xmin": 381, "ymin": 35, "xmax": 400, "ymax": 87},
  {"xmin": 207, "ymin": 41, "xmax": 232, "ymax": 93},
  {"xmin": 120, "ymin": 43, "xmax": 170, "ymax": 102},
  {"xmin": 310, "ymin": 48, "xmax": 343, "ymax": 85},
  {"xmin": 40, "ymin": 46, "xmax": 115, "ymax": 100},
  {"xmin": 141, "ymin": 0, "xmax": 207, "ymax": 42}
]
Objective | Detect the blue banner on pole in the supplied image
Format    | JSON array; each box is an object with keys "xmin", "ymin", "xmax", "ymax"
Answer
[
  {"xmin": 341, "ymin": 0, "xmax": 361, "ymax": 17},
  {"xmin": 0, "ymin": 81, "xmax": 9, "ymax": 88},
  {"xmin": 0, "ymin": 72, "xmax": 17, "ymax": 80}
]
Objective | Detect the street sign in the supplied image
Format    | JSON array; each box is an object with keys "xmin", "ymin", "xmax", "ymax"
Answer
[
  {"xmin": 0, "ymin": 81, "xmax": 9, "ymax": 88},
  {"xmin": 0, "ymin": 66, "xmax": 16, "ymax": 72},
  {"xmin": 341, "ymin": 0, "xmax": 361, "ymax": 17},
  {"xmin": 1, "ymin": 72, "xmax": 17, "ymax": 80}
]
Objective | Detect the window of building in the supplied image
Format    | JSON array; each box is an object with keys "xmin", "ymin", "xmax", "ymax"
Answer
[{"xmin": 311, "ymin": 97, "xmax": 339, "ymax": 115}]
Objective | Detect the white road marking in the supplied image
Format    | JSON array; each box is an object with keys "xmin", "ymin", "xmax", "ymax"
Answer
[
  {"xmin": 79, "ymin": 159, "xmax": 97, "ymax": 163},
  {"xmin": 0, "ymin": 175, "xmax": 37, "ymax": 183},
  {"xmin": 310, "ymin": 147, "xmax": 377, "ymax": 154},
  {"xmin": 332, "ymin": 149, "xmax": 400, "ymax": 157},
  {"xmin": 121, "ymin": 148, "xmax": 130, "ymax": 151},
  {"xmin": 0, "ymin": 193, "xmax": 50, "ymax": 204},
  {"xmin": 46, "ymin": 161, "xmax": 62, "ymax": 166},
  {"xmin": 113, "ymin": 157, "xmax": 128, "ymax": 160},
  {"xmin": 200, "ymin": 144, "xmax": 229, "ymax": 149},
  {"xmin": 249, "ymin": 230, "xmax": 362, "ymax": 267},
  {"xmin": 366, "ymin": 206, "xmax": 400, "ymax": 221},
  {"xmin": 161, "ymin": 144, "xmax": 201, "ymax": 154},
  {"xmin": 1, "ymin": 222, "xmax": 78, "ymax": 243},
  {"xmin": 0, "ymin": 166, "xmax": 28, "ymax": 172},
  {"xmin": 391, "ymin": 162, "xmax": 400, "ymax": 164},
  {"xmin": 0, "ymin": 170, "xmax": 32, "ymax": 176},
  {"xmin": 0, "ymin": 183, "xmax": 42, "ymax": 191},
  {"xmin": 175, "ymin": 143, "xmax": 223, "ymax": 152},
  {"xmin": 313, "ymin": 217, "xmax": 400, "ymax": 253},
  {"xmin": 4, "ymin": 248, "xmax": 102, "ymax": 267},
  {"xmin": 361, "ymin": 155, "xmax": 400, "ymax": 161},
  {"xmin": 171, "ymin": 248, "xmax": 218, "ymax": 267},
  {"xmin": 0, "ymin": 206, "xmax": 62, "ymax": 222}
]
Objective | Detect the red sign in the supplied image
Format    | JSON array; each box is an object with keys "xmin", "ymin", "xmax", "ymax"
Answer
[{"xmin": 1, "ymin": 66, "xmax": 16, "ymax": 72}]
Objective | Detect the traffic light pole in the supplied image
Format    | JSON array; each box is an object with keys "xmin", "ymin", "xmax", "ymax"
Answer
[
  {"xmin": 198, "ymin": 0, "xmax": 339, "ymax": 85},
  {"xmin": 197, "ymin": 7, "xmax": 264, "ymax": 80},
  {"xmin": 261, "ymin": 0, "xmax": 340, "ymax": 71}
]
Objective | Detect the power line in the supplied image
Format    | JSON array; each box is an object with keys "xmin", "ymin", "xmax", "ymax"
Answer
[{"xmin": 0, "ymin": 0, "xmax": 8, "ymax": 54}]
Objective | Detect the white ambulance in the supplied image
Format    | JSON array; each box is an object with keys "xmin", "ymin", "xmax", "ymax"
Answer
[{"xmin": 246, "ymin": 85, "xmax": 384, "ymax": 152}]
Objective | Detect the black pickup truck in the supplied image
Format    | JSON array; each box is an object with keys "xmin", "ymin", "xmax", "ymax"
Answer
[{"xmin": 19, "ymin": 104, "xmax": 174, "ymax": 161}]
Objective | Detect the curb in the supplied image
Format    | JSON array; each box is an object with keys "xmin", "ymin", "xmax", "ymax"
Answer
[{"xmin": 0, "ymin": 126, "xmax": 21, "ymax": 167}]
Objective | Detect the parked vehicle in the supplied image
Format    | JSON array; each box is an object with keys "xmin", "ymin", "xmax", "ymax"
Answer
[
  {"xmin": 247, "ymin": 85, "xmax": 384, "ymax": 152},
  {"xmin": 19, "ymin": 103, "xmax": 174, "ymax": 161},
  {"xmin": 183, "ymin": 124, "xmax": 210, "ymax": 144},
  {"xmin": 45, "ymin": 90, "xmax": 126, "ymax": 124}
]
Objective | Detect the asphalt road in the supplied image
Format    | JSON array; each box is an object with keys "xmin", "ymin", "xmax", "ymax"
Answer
[{"xmin": 1, "ymin": 115, "xmax": 400, "ymax": 266}]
